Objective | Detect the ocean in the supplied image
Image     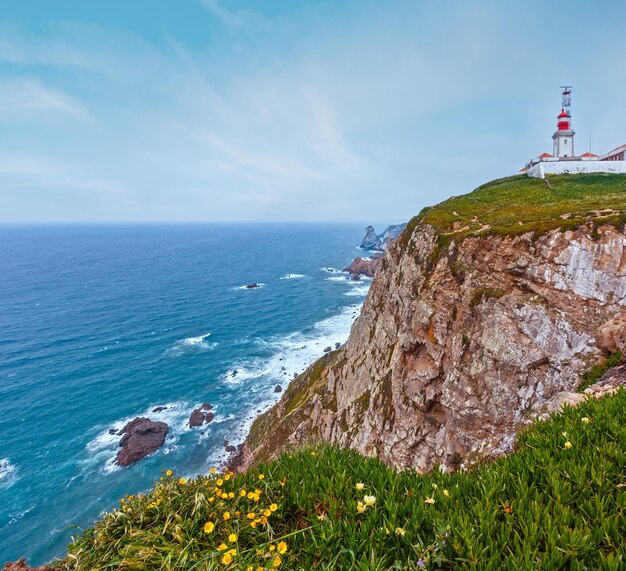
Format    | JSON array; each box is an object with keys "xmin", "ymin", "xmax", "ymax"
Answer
[{"xmin": 0, "ymin": 223, "xmax": 371, "ymax": 566}]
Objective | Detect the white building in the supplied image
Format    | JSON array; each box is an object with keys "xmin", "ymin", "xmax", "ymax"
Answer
[{"xmin": 522, "ymin": 88, "xmax": 626, "ymax": 179}]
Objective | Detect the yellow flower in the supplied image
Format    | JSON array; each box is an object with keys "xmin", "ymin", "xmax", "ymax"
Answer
[
  {"xmin": 260, "ymin": 516, "xmax": 268, "ymax": 524},
  {"xmin": 273, "ymin": 555, "xmax": 282, "ymax": 567},
  {"xmin": 240, "ymin": 489, "xmax": 247, "ymax": 497},
  {"xmin": 363, "ymin": 495, "xmax": 376, "ymax": 507},
  {"xmin": 258, "ymin": 474, "xmax": 265, "ymax": 480},
  {"xmin": 223, "ymin": 511, "xmax": 231, "ymax": 520},
  {"xmin": 246, "ymin": 567, "xmax": 253, "ymax": 571},
  {"xmin": 224, "ymin": 474, "xmax": 231, "ymax": 481},
  {"xmin": 424, "ymin": 497, "xmax": 436, "ymax": 505},
  {"xmin": 210, "ymin": 467, "xmax": 217, "ymax": 474},
  {"xmin": 355, "ymin": 482, "xmax": 365, "ymax": 491},
  {"xmin": 247, "ymin": 492, "xmax": 255, "ymax": 500},
  {"xmin": 179, "ymin": 478, "xmax": 187, "ymax": 485},
  {"xmin": 270, "ymin": 503, "xmax": 278, "ymax": 512},
  {"xmin": 203, "ymin": 521, "xmax": 215, "ymax": 534},
  {"xmin": 394, "ymin": 527, "xmax": 406, "ymax": 537},
  {"xmin": 228, "ymin": 533, "xmax": 238, "ymax": 543},
  {"xmin": 228, "ymin": 548, "xmax": 237, "ymax": 556},
  {"xmin": 564, "ymin": 441, "xmax": 573, "ymax": 449},
  {"xmin": 247, "ymin": 512, "xmax": 256, "ymax": 519},
  {"xmin": 228, "ymin": 492, "xmax": 235, "ymax": 499},
  {"xmin": 217, "ymin": 543, "xmax": 228, "ymax": 551},
  {"xmin": 277, "ymin": 541, "xmax": 288, "ymax": 554},
  {"xmin": 217, "ymin": 479, "xmax": 223, "ymax": 486},
  {"xmin": 443, "ymin": 489, "xmax": 450, "ymax": 497},
  {"xmin": 357, "ymin": 502, "xmax": 366, "ymax": 513},
  {"xmin": 166, "ymin": 469, "xmax": 173, "ymax": 477},
  {"xmin": 221, "ymin": 552, "xmax": 232, "ymax": 564},
  {"xmin": 581, "ymin": 417, "xmax": 591, "ymax": 424},
  {"xmin": 264, "ymin": 509, "xmax": 272, "ymax": 517},
  {"xmin": 561, "ymin": 431, "xmax": 568, "ymax": 437}
]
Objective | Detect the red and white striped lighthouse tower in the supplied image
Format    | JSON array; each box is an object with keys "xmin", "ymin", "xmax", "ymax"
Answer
[{"xmin": 552, "ymin": 87, "xmax": 575, "ymax": 158}]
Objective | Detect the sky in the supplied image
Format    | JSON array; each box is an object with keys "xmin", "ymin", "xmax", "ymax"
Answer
[{"xmin": 1, "ymin": 0, "xmax": 626, "ymax": 224}]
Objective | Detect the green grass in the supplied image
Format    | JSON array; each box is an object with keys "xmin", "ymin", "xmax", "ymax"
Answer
[
  {"xmin": 577, "ymin": 351, "xmax": 622, "ymax": 393},
  {"xmin": 401, "ymin": 173, "xmax": 626, "ymax": 245},
  {"xmin": 58, "ymin": 390, "xmax": 626, "ymax": 570}
]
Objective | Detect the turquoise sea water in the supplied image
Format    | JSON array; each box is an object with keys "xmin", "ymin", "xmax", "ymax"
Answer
[{"xmin": 0, "ymin": 224, "xmax": 370, "ymax": 566}]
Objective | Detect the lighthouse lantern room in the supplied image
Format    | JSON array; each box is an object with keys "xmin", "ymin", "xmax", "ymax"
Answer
[{"xmin": 552, "ymin": 87, "xmax": 574, "ymax": 158}]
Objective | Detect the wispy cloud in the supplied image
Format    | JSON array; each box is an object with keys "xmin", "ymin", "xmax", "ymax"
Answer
[
  {"xmin": 201, "ymin": 0, "xmax": 259, "ymax": 28},
  {"xmin": 0, "ymin": 79, "xmax": 93, "ymax": 123}
]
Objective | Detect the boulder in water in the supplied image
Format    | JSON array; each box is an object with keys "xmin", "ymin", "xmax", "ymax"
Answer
[
  {"xmin": 189, "ymin": 409, "xmax": 206, "ymax": 427},
  {"xmin": 116, "ymin": 417, "xmax": 168, "ymax": 467}
]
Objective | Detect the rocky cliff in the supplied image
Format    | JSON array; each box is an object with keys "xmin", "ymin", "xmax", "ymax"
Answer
[
  {"xmin": 234, "ymin": 174, "xmax": 626, "ymax": 473},
  {"xmin": 360, "ymin": 223, "xmax": 407, "ymax": 251}
]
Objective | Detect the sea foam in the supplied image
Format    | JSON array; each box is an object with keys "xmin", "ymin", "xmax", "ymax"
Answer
[
  {"xmin": 166, "ymin": 333, "xmax": 217, "ymax": 356},
  {"xmin": 0, "ymin": 458, "xmax": 16, "ymax": 487},
  {"xmin": 208, "ymin": 304, "xmax": 363, "ymax": 471},
  {"xmin": 280, "ymin": 273, "xmax": 306, "ymax": 280}
]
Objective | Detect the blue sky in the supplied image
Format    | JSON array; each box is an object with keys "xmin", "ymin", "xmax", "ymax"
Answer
[{"xmin": 1, "ymin": 0, "xmax": 625, "ymax": 223}]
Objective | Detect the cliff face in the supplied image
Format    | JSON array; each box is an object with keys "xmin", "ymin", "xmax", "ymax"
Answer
[{"xmin": 235, "ymin": 176, "xmax": 626, "ymax": 473}]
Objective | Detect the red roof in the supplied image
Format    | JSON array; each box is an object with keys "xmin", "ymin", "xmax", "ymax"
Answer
[
  {"xmin": 518, "ymin": 167, "xmax": 527, "ymax": 173},
  {"xmin": 558, "ymin": 109, "xmax": 570, "ymax": 118},
  {"xmin": 538, "ymin": 152, "xmax": 554, "ymax": 158},
  {"xmin": 581, "ymin": 152, "xmax": 598, "ymax": 158},
  {"xmin": 607, "ymin": 143, "xmax": 626, "ymax": 154}
]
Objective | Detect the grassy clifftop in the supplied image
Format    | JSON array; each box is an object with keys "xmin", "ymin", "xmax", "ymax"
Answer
[
  {"xmin": 54, "ymin": 389, "xmax": 626, "ymax": 570},
  {"xmin": 403, "ymin": 173, "xmax": 626, "ymax": 244}
]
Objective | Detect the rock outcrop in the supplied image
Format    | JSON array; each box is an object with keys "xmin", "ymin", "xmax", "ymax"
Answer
[
  {"xmin": 1, "ymin": 559, "xmax": 54, "ymax": 571},
  {"xmin": 234, "ymin": 219, "xmax": 626, "ymax": 473},
  {"xmin": 116, "ymin": 417, "xmax": 168, "ymax": 467},
  {"xmin": 360, "ymin": 224, "xmax": 407, "ymax": 251},
  {"xmin": 343, "ymin": 253, "xmax": 382, "ymax": 277},
  {"xmin": 189, "ymin": 403, "xmax": 215, "ymax": 427}
]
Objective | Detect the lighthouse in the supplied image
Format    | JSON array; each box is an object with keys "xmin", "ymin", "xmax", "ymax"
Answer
[
  {"xmin": 523, "ymin": 87, "xmax": 626, "ymax": 178},
  {"xmin": 552, "ymin": 88, "xmax": 575, "ymax": 158}
]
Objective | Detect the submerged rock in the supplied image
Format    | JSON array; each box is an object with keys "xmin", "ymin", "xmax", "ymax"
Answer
[
  {"xmin": 152, "ymin": 406, "xmax": 167, "ymax": 413},
  {"xmin": 116, "ymin": 418, "xmax": 168, "ymax": 467},
  {"xmin": 274, "ymin": 385, "xmax": 283, "ymax": 393}
]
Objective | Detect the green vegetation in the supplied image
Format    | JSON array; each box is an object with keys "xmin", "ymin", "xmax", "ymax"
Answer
[
  {"xmin": 59, "ymin": 390, "xmax": 626, "ymax": 570},
  {"xmin": 577, "ymin": 351, "xmax": 622, "ymax": 392},
  {"xmin": 402, "ymin": 173, "xmax": 626, "ymax": 244},
  {"xmin": 469, "ymin": 287, "xmax": 505, "ymax": 307}
]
